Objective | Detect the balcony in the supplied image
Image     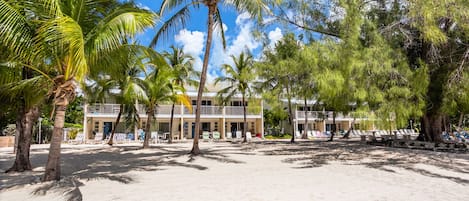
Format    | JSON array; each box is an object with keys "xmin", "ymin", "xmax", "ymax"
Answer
[
  {"xmin": 295, "ymin": 111, "xmax": 353, "ymax": 120},
  {"xmin": 87, "ymin": 104, "xmax": 261, "ymax": 117}
]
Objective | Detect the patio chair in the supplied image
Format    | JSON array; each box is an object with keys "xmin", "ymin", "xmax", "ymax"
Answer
[
  {"xmin": 236, "ymin": 131, "xmax": 242, "ymax": 138},
  {"xmin": 92, "ymin": 132, "xmax": 104, "ymax": 144},
  {"xmin": 202, "ymin": 131, "xmax": 210, "ymax": 140},
  {"xmin": 246, "ymin": 132, "xmax": 252, "ymax": 141},
  {"xmin": 212, "ymin": 131, "xmax": 220, "ymax": 140}
]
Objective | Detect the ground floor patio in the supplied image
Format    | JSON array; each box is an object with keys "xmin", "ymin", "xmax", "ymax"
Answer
[{"xmin": 1, "ymin": 141, "xmax": 468, "ymax": 201}]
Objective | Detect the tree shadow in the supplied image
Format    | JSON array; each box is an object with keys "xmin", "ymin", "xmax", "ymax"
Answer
[
  {"xmin": 256, "ymin": 141, "xmax": 469, "ymax": 185},
  {"xmin": 0, "ymin": 143, "xmax": 247, "ymax": 200}
]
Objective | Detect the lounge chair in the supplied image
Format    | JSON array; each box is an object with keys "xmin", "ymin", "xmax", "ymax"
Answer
[
  {"xmin": 246, "ymin": 132, "xmax": 252, "ymax": 141},
  {"xmin": 212, "ymin": 131, "xmax": 220, "ymax": 140},
  {"xmin": 202, "ymin": 131, "xmax": 210, "ymax": 140},
  {"xmin": 236, "ymin": 131, "xmax": 242, "ymax": 138}
]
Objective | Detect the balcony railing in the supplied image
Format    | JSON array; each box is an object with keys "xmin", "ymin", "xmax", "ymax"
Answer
[
  {"xmin": 87, "ymin": 104, "xmax": 261, "ymax": 116},
  {"xmin": 295, "ymin": 111, "xmax": 353, "ymax": 119}
]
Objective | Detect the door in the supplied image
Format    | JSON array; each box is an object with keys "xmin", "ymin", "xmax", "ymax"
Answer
[
  {"xmin": 230, "ymin": 123, "xmax": 237, "ymax": 138},
  {"xmin": 191, "ymin": 122, "xmax": 195, "ymax": 138},
  {"xmin": 103, "ymin": 122, "xmax": 112, "ymax": 138}
]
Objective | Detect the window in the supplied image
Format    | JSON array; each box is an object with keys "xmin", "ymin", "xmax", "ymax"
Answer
[
  {"xmin": 142, "ymin": 121, "xmax": 147, "ymax": 129},
  {"xmin": 158, "ymin": 122, "xmax": 170, "ymax": 132},
  {"xmin": 214, "ymin": 122, "xmax": 218, "ymax": 131},
  {"xmin": 231, "ymin": 101, "xmax": 247, "ymax": 106},
  {"xmin": 94, "ymin": 122, "xmax": 99, "ymax": 131},
  {"xmin": 202, "ymin": 122, "xmax": 211, "ymax": 131},
  {"xmin": 202, "ymin": 100, "xmax": 212, "ymax": 105},
  {"xmin": 192, "ymin": 100, "xmax": 196, "ymax": 105}
]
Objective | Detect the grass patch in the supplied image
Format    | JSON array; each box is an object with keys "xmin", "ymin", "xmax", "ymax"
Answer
[{"xmin": 264, "ymin": 134, "xmax": 292, "ymax": 139}]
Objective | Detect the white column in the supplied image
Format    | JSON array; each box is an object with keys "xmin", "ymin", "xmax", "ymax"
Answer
[
  {"xmin": 222, "ymin": 106, "xmax": 226, "ymax": 139},
  {"xmin": 180, "ymin": 103, "xmax": 184, "ymax": 139},
  {"xmin": 83, "ymin": 103, "xmax": 88, "ymax": 142}
]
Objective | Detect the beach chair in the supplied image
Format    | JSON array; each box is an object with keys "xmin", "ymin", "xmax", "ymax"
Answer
[
  {"xmin": 236, "ymin": 131, "xmax": 242, "ymax": 138},
  {"xmin": 202, "ymin": 131, "xmax": 210, "ymax": 140},
  {"xmin": 115, "ymin": 133, "xmax": 126, "ymax": 144},
  {"xmin": 151, "ymin": 131, "xmax": 158, "ymax": 143},
  {"xmin": 92, "ymin": 132, "xmax": 104, "ymax": 144},
  {"xmin": 246, "ymin": 132, "xmax": 252, "ymax": 141},
  {"xmin": 212, "ymin": 131, "xmax": 220, "ymax": 140}
]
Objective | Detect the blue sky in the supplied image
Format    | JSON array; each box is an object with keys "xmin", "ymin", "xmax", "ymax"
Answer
[{"xmin": 133, "ymin": 0, "xmax": 285, "ymax": 82}]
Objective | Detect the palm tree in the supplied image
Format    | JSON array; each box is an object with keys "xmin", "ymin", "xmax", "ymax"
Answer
[
  {"xmin": 86, "ymin": 45, "xmax": 148, "ymax": 145},
  {"xmin": 1, "ymin": 0, "xmax": 156, "ymax": 181},
  {"xmin": 215, "ymin": 52, "xmax": 255, "ymax": 143},
  {"xmin": 0, "ymin": 0, "xmax": 52, "ymax": 172},
  {"xmin": 139, "ymin": 51, "xmax": 192, "ymax": 148},
  {"xmin": 153, "ymin": 0, "xmax": 268, "ymax": 155},
  {"xmin": 163, "ymin": 46, "xmax": 198, "ymax": 143}
]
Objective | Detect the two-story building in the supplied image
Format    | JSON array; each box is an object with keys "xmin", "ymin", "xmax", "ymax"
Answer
[{"xmin": 82, "ymin": 86, "xmax": 264, "ymax": 141}]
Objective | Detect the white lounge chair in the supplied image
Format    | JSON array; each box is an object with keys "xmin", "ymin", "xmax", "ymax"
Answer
[
  {"xmin": 202, "ymin": 131, "xmax": 210, "ymax": 140},
  {"xmin": 212, "ymin": 131, "xmax": 220, "ymax": 140}
]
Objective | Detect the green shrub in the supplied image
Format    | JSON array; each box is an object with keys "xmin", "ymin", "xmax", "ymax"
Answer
[
  {"xmin": 64, "ymin": 123, "xmax": 83, "ymax": 129},
  {"xmin": 264, "ymin": 134, "xmax": 292, "ymax": 139},
  {"xmin": 68, "ymin": 129, "xmax": 79, "ymax": 140}
]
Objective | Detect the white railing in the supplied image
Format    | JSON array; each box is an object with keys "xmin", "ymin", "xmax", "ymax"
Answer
[
  {"xmin": 296, "ymin": 111, "xmax": 353, "ymax": 119},
  {"xmin": 88, "ymin": 104, "xmax": 261, "ymax": 116}
]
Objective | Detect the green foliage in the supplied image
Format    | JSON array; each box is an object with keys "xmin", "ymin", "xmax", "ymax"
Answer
[
  {"xmin": 264, "ymin": 134, "xmax": 292, "ymax": 139},
  {"xmin": 67, "ymin": 128, "xmax": 79, "ymax": 140},
  {"xmin": 263, "ymin": 109, "xmax": 288, "ymax": 129}
]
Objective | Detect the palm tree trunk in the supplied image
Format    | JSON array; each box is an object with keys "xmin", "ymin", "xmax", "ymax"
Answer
[
  {"xmin": 6, "ymin": 106, "xmax": 39, "ymax": 173},
  {"xmin": 242, "ymin": 94, "xmax": 248, "ymax": 143},
  {"xmin": 108, "ymin": 104, "xmax": 123, "ymax": 146},
  {"xmin": 43, "ymin": 104, "xmax": 68, "ymax": 181},
  {"xmin": 169, "ymin": 103, "xmax": 175, "ymax": 144},
  {"xmin": 302, "ymin": 98, "xmax": 308, "ymax": 139},
  {"xmin": 143, "ymin": 109, "xmax": 153, "ymax": 148},
  {"xmin": 458, "ymin": 112, "xmax": 464, "ymax": 129},
  {"xmin": 191, "ymin": 5, "xmax": 216, "ymax": 155},
  {"xmin": 328, "ymin": 112, "xmax": 336, "ymax": 141}
]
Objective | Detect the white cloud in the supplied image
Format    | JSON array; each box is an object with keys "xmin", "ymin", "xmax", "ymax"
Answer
[
  {"xmin": 235, "ymin": 12, "xmax": 251, "ymax": 25},
  {"xmin": 268, "ymin": 27, "xmax": 283, "ymax": 48},
  {"xmin": 174, "ymin": 29, "xmax": 205, "ymax": 56},
  {"xmin": 174, "ymin": 29, "xmax": 205, "ymax": 73},
  {"xmin": 211, "ymin": 12, "xmax": 261, "ymax": 71}
]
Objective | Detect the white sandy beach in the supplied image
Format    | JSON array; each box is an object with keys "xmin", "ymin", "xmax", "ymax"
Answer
[{"xmin": 1, "ymin": 140, "xmax": 469, "ymax": 201}]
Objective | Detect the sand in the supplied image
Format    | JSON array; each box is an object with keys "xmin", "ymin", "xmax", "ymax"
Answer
[{"xmin": 1, "ymin": 140, "xmax": 469, "ymax": 201}]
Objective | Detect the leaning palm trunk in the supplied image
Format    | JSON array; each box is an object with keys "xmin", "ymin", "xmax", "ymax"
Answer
[
  {"xmin": 169, "ymin": 103, "xmax": 175, "ymax": 144},
  {"xmin": 7, "ymin": 106, "xmax": 39, "ymax": 173},
  {"xmin": 43, "ymin": 104, "xmax": 68, "ymax": 181},
  {"xmin": 302, "ymin": 98, "xmax": 308, "ymax": 139},
  {"xmin": 143, "ymin": 109, "xmax": 154, "ymax": 148},
  {"xmin": 43, "ymin": 79, "xmax": 75, "ymax": 181},
  {"xmin": 242, "ymin": 95, "xmax": 247, "ymax": 143},
  {"xmin": 191, "ymin": 5, "xmax": 216, "ymax": 155},
  {"xmin": 108, "ymin": 104, "xmax": 123, "ymax": 146}
]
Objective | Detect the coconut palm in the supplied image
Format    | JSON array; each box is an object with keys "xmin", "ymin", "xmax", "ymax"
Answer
[
  {"xmin": 140, "ymin": 50, "xmax": 192, "ymax": 148},
  {"xmin": 215, "ymin": 52, "xmax": 256, "ymax": 143},
  {"xmin": 153, "ymin": 0, "xmax": 268, "ymax": 154},
  {"xmin": 86, "ymin": 44, "xmax": 148, "ymax": 145},
  {"xmin": 162, "ymin": 46, "xmax": 199, "ymax": 143},
  {"xmin": 1, "ymin": 0, "xmax": 156, "ymax": 181},
  {"xmin": 0, "ymin": 0, "xmax": 53, "ymax": 172}
]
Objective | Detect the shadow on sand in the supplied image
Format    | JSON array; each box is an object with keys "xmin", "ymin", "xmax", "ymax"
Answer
[
  {"xmin": 0, "ymin": 144, "xmax": 245, "ymax": 201},
  {"xmin": 256, "ymin": 140, "xmax": 469, "ymax": 185}
]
